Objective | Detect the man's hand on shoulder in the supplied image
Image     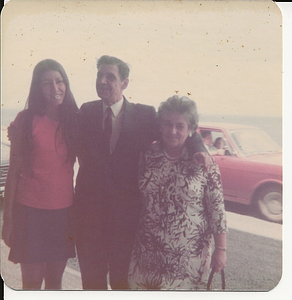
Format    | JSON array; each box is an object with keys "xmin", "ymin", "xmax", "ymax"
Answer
[{"xmin": 192, "ymin": 152, "xmax": 214, "ymax": 172}]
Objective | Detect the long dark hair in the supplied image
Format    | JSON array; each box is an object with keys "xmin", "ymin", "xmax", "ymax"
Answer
[{"xmin": 21, "ymin": 59, "xmax": 79, "ymax": 171}]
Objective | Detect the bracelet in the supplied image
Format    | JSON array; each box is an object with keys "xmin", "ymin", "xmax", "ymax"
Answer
[{"xmin": 215, "ymin": 246, "xmax": 227, "ymax": 251}]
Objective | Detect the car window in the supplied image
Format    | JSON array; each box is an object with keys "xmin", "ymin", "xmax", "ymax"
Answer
[
  {"xmin": 200, "ymin": 129, "xmax": 233, "ymax": 156},
  {"xmin": 230, "ymin": 128, "xmax": 281, "ymax": 155}
]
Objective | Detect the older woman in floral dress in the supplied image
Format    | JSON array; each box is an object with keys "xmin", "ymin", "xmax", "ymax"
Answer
[{"xmin": 128, "ymin": 95, "xmax": 227, "ymax": 290}]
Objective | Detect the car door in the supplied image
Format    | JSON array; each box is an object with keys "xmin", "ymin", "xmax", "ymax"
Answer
[
  {"xmin": 213, "ymin": 154, "xmax": 250, "ymax": 204},
  {"xmin": 199, "ymin": 127, "xmax": 250, "ymax": 204}
]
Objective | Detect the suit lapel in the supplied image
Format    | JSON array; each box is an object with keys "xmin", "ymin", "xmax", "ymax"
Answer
[
  {"xmin": 87, "ymin": 100, "xmax": 103, "ymax": 147},
  {"xmin": 95, "ymin": 101, "xmax": 103, "ymax": 132},
  {"xmin": 113, "ymin": 99, "xmax": 135, "ymax": 154}
]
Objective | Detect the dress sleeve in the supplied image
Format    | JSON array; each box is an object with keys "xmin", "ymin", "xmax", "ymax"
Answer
[
  {"xmin": 7, "ymin": 111, "xmax": 27, "ymax": 167},
  {"xmin": 8, "ymin": 111, "xmax": 26, "ymax": 143},
  {"xmin": 204, "ymin": 164, "xmax": 227, "ymax": 234}
]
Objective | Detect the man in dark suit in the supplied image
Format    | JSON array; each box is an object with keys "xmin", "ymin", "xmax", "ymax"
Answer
[{"xmin": 74, "ymin": 55, "xmax": 207, "ymax": 290}]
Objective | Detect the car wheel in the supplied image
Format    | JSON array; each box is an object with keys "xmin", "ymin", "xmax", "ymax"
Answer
[{"xmin": 257, "ymin": 185, "xmax": 282, "ymax": 223}]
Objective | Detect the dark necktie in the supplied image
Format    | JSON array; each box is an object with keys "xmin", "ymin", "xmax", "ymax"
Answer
[{"xmin": 104, "ymin": 107, "xmax": 112, "ymax": 155}]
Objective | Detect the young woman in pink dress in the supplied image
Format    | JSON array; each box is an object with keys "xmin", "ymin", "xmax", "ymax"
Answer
[{"xmin": 2, "ymin": 59, "xmax": 79, "ymax": 290}]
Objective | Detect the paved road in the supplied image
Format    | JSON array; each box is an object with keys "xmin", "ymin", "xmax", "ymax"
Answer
[
  {"xmin": 2, "ymin": 208, "xmax": 283, "ymax": 296},
  {"xmin": 1, "ymin": 240, "xmax": 82, "ymax": 290},
  {"xmin": 226, "ymin": 210, "xmax": 282, "ymax": 240}
]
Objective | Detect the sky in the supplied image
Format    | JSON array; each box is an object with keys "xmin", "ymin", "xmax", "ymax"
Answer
[{"xmin": 1, "ymin": 0, "xmax": 282, "ymax": 122}]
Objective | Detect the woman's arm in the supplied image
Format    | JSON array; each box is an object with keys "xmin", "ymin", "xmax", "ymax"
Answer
[
  {"xmin": 210, "ymin": 233, "xmax": 227, "ymax": 272},
  {"xmin": 2, "ymin": 133, "xmax": 23, "ymax": 247},
  {"xmin": 204, "ymin": 164, "xmax": 228, "ymax": 273}
]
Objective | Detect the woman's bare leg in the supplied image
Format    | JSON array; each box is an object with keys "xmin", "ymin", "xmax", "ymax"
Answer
[
  {"xmin": 44, "ymin": 260, "xmax": 67, "ymax": 290},
  {"xmin": 20, "ymin": 263, "xmax": 44, "ymax": 290}
]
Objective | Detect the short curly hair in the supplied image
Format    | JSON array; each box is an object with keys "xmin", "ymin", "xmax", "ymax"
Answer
[{"xmin": 157, "ymin": 95, "xmax": 199, "ymax": 132}]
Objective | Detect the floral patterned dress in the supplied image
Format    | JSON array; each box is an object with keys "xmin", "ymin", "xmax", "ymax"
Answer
[{"xmin": 128, "ymin": 141, "xmax": 227, "ymax": 290}]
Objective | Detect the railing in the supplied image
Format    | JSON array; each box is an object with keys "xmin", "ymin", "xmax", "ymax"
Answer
[{"xmin": 0, "ymin": 164, "xmax": 9, "ymax": 198}]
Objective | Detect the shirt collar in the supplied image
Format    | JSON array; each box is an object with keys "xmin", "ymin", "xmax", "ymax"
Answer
[{"xmin": 102, "ymin": 97, "xmax": 124, "ymax": 118}]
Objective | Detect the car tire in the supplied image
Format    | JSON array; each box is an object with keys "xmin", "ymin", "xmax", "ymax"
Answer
[{"xmin": 257, "ymin": 185, "xmax": 282, "ymax": 223}]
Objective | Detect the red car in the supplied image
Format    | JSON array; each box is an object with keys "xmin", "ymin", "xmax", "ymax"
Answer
[{"xmin": 198, "ymin": 122, "xmax": 282, "ymax": 223}]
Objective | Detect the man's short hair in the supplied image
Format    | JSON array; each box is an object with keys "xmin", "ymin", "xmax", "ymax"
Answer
[
  {"xmin": 201, "ymin": 130, "xmax": 211, "ymax": 139},
  {"xmin": 97, "ymin": 55, "xmax": 130, "ymax": 80}
]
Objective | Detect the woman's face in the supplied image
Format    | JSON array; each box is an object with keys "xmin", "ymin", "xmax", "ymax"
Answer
[
  {"xmin": 160, "ymin": 112, "xmax": 191, "ymax": 151},
  {"xmin": 41, "ymin": 70, "xmax": 66, "ymax": 108}
]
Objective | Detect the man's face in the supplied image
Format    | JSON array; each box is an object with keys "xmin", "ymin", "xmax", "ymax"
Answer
[{"xmin": 96, "ymin": 64, "xmax": 129, "ymax": 106}]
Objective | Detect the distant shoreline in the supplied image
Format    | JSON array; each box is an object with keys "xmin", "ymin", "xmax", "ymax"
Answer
[{"xmin": 1, "ymin": 108, "xmax": 282, "ymax": 146}]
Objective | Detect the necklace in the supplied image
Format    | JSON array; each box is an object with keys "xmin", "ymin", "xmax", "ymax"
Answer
[{"xmin": 163, "ymin": 149, "xmax": 182, "ymax": 161}]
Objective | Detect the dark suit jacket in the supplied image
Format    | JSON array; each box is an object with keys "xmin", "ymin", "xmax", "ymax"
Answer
[
  {"xmin": 75, "ymin": 98, "xmax": 206, "ymax": 245},
  {"xmin": 75, "ymin": 99, "xmax": 157, "ymax": 241}
]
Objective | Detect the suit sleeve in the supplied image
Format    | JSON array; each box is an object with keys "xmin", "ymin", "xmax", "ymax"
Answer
[
  {"xmin": 185, "ymin": 131, "xmax": 207, "ymax": 155},
  {"xmin": 77, "ymin": 103, "xmax": 93, "ymax": 166},
  {"xmin": 137, "ymin": 104, "xmax": 158, "ymax": 149}
]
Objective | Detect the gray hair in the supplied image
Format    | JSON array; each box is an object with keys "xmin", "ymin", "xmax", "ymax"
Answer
[
  {"xmin": 157, "ymin": 95, "xmax": 199, "ymax": 132},
  {"xmin": 96, "ymin": 55, "xmax": 130, "ymax": 81}
]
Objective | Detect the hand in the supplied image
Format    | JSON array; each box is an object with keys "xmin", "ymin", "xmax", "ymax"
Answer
[
  {"xmin": 192, "ymin": 152, "xmax": 214, "ymax": 172},
  {"xmin": 7, "ymin": 122, "xmax": 18, "ymax": 142},
  {"xmin": 210, "ymin": 248, "xmax": 226, "ymax": 273}
]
